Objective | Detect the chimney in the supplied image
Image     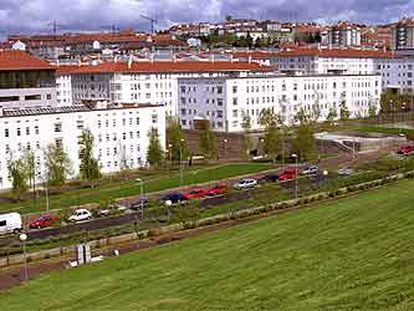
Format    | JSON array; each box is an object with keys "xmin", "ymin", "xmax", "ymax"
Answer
[
  {"xmin": 150, "ymin": 53, "xmax": 154, "ymax": 64},
  {"xmin": 128, "ymin": 54, "xmax": 133, "ymax": 69},
  {"xmin": 248, "ymin": 55, "xmax": 252, "ymax": 64},
  {"xmin": 211, "ymin": 54, "xmax": 215, "ymax": 63},
  {"xmin": 0, "ymin": 106, "xmax": 3, "ymax": 117}
]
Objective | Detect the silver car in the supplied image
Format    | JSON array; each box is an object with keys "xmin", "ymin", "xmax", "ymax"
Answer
[{"xmin": 233, "ymin": 178, "xmax": 258, "ymax": 190}]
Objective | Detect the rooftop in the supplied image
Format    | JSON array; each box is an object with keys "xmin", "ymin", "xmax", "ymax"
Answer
[
  {"xmin": 275, "ymin": 48, "xmax": 399, "ymax": 59},
  {"xmin": 61, "ymin": 61, "xmax": 273, "ymax": 74},
  {"xmin": 0, "ymin": 102, "xmax": 163, "ymax": 118},
  {"xmin": 0, "ymin": 50, "xmax": 53, "ymax": 71}
]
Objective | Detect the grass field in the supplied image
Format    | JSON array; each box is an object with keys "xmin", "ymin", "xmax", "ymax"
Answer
[
  {"xmin": 2, "ymin": 179, "xmax": 414, "ymax": 310},
  {"xmin": 0, "ymin": 163, "xmax": 272, "ymax": 215}
]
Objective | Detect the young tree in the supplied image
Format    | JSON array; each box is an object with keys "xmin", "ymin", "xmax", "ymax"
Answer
[
  {"xmin": 326, "ymin": 107, "xmax": 338, "ymax": 123},
  {"xmin": 79, "ymin": 129, "xmax": 102, "ymax": 183},
  {"xmin": 173, "ymin": 201, "xmax": 200, "ymax": 228},
  {"xmin": 166, "ymin": 117, "xmax": 189, "ymax": 164},
  {"xmin": 368, "ymin": 100, "xmax": 378, "ymax": 119},
  {"xmin": 22, "ymin": 149, "xmax": 36, "ymax": 194},
  {"xmin": 8, "ymin": 158, "xmax": 28, "ymax": 200},
  {"xmin": 292, "ymin": 109, "xmax": 316, "ymax": 161},
  {"xmin": 241, "ymin": 112, "xmax": 252, "ymax": 159},
  {"xmin": 44, "ymin": 143, "xmax": 72, "ymax": 186},
  {"xmin": 339, "ymin": 96, "xmax": 350, "ymax": 121},
  {"xmin": 258, "ymin": 108, "xmax": 282, "ymax": 164},
  {"xmin": 198, "ymin": 122, "xmax": 218, "ymax": 161},
  {"xmin": 147, "ymin": 128, "xmax": 164, "ymax": 167}
]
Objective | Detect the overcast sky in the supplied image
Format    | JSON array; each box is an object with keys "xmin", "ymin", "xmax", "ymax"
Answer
[{"xmin": 0, "ymin": 0, "xmax": 413, "ymax": 36}]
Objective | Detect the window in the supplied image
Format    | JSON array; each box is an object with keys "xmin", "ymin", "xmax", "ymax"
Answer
[
  {"xmin": 232, "ymin": 97, "xmax": 238, "ymax": 106},
  {"xmin": 232, "ymin": 109, "xmax": 238, "ymax": 118},
  {"xmin": 4, "ymin": 129, "xmax": 9, "ymax": 138},
  {"xmin": 136, "ymin": 117, "xmax": 140, "ymax": 125},
  {"xmin": 26, "ymin": 127, "xmax": 30, "ymax": 135},
  {"xmin": 217, "ymin": 86, "xmax": 223, "ymax": 94},
  {"xmin": 152, "ymin": 114, "xmax": 158, "ymax": 124},
  {"xmin": 54, "ymin": 123, "xmax": 62, "ymax": 133},
  {"xmin": 17, "ymin": 128, "xmax": 21, "ymax": 136},
  {"xmin": 35, "ymin": 126, "xmax": 39, "ymax": 135},
  {"xmin": 232, "ymin": 85, "xmax": 238, "ymax": 93}
]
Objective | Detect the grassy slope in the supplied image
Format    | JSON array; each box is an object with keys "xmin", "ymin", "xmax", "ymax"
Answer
[
  {"xmin": 0, "ymin": 163, "xmax": 271, "ymax": 215},
  {"xmin": 2, "ymin": 179, "xmax": 414, "ymax": 311}
]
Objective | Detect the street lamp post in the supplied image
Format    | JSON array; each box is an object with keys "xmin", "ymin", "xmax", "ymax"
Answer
[
  {"xmin": 179, "ymin": 138, "xmax": 185, "ymax": 188},
  {"xmin": 168, "ymin": 143, "xmax": 173, "ymax": 170},
  {"xmin": 292, "ymin": 154, "xmax": 298, "ymax": 200},
  {"xmin": 136, "ymin": 178, "xmax": 144, "ymax": 221},
  {"xmin": 19, "ymin": 233, "xmax": 28, "ymax": 282}
]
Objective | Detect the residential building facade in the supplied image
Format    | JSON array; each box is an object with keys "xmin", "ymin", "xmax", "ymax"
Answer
[
  {"xmin": 177, "ymin": 74, "xmax": 381, "ymax": 132},
  {"xmin": 0, "ymin": 102, "xmax": 165, "ymax": 190}
]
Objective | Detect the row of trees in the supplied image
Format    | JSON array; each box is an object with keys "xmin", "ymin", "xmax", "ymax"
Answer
[{"xmin": 8, "ymin": 130, "xmax": 102, "ymax": 199}]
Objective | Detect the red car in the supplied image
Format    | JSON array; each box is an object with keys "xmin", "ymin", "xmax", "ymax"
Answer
[
  {"xmin": 278, "ymin": 172, "xmax": 296, "ymax": 181},
  {"xmin": 182, "ymin": 187, "xmax": 208, "ymax": 200},
  {"xmin": 206, "ymin": 184, "xmax": 228, "ymax": 196},
  {"xmin": 28, "ymin": 214, "xmax": 59, "ymax": 229},
  {"xmin": 397, "ymin": 145, "xmax": 414, "ymax": 155},
  {"xmin": 282, "ymin": 168, "xmax": 299, "ymax": 175}
]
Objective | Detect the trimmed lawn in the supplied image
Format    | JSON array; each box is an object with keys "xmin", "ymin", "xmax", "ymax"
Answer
[
  {"xmin": 0, "ymin": 163, "xmax": 272, "ymax": 215},
  {"xmin": 2, "ymin": 179, "xmax": 414, "ymax": 310}
]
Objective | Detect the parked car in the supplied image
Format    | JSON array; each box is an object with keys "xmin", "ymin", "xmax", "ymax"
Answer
[
  {"xmin": 258, "ymin": 174, "xmax": 280, "ymax": 183},
  {"xmin": 397, "ymin": 145, "xmax": 414, "ymax": 155},
  {"xmin": 97, "ymin": 203, "xmax": 128, "ymax": 217},
  {"xmin": 283, "ymin": 168, "xmax": 299, "ymax": 175},
  {"xmin": 183, "ymin": 187, "xmax": 208, "ymax": 200},
  {"xmin": 301, "ymin": 165, "xmax": 319, "ymax": 175},
  {"xmin": 0, "ymin": 213, "xmax": 22, "ymax": 235},
  {"xmin": 161, "ymin": 192, "xmax": 187, "ymax": 205},
  {"xmin": 130, "ymin": 198, "xmax": 149, "ymax": 210},
  {"xmin": 233, "ymin": 178, "xmax": 258, "ymax": 190},
  {"xmin": 338, "ymin": 167, "xmax": 354, "ymax": 176},
  {"xmin": 28, "ymin": 214, "xmax": 59, "ymax": 229},
  {"xmin": 206, "ymin": 184, "xmax": 228, "ymax": 196},
  {"xmin": 68, "ymin": 209, "xmax": 92, "ymax": 222},
  {"xmin": 278, "ymin": 172, "xmax": 296, "ymax": 181}
]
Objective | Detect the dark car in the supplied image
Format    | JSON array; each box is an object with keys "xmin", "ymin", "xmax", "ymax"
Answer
[
  {"xmin": 258, "ymin": 174, "xmax": 280, "ymax": 183},
  {"xmin": 28, "ymin": 214, "xmax": 59, "ymax": 229},
  {"xmin": 161, "ymin": 192, "xmax": 187, "ymax": 205},
  {"xmin": 130, "ymin": 198, "xmax": 149, "ymax": 210}
]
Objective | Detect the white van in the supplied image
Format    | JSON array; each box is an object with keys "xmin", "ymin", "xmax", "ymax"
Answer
[{"xmin": 0, "ymin": 212, "xmax": 23, "ymax": 235}]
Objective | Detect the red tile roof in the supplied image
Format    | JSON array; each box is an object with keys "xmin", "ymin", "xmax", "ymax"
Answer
[
  {"xmin": 275, "ymin": 48, "xmax": 399, "ymax": 59},
  {"xmin": 55, "ymin": 65, "xmax": 83, "ymax": 75},
  {"xmin": 65, "ymin": 61, "xmax": 273, "ymax": 74},
  {"xmin": 0, "ymin": 50, "xmax": 53, "ymax": 71}
]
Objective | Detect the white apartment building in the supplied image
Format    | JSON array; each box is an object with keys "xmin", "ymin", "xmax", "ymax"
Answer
[
  {"xmin": 68, "ymin": 61, "xmax": 273, "ymax": 116},
  {"xmin": 0, "ymin": 50, "xmax": 57, "ymax": 109},
  {"xmin": 0, "ymin": 102, "xmax": 165, "ymax": 190},
  {"xmin": 328, "ymin": 22, "xmax": 361, "ymax": 48},
  {"xmin": 55, "ymin": 66, "xmax": 76, "ymax": 106},
  {"xmin": 177, "ymin": 74, "xmax": 381, "ymax": 132},
  {"xmin": 272, "ymin": 49, "xmax": 396, "ymax": 75}
]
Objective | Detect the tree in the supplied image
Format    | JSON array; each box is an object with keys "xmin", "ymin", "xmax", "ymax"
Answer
[
  {"xmin": 339, "ymin": 96, "xmax": 350, "ymax": 121},
  {"xmin": 147, "ymin": 128, "xmax": 164, "ymax": 167},
  {"xmin": 8, "ymin": 158, "xmax": 28, "ymax": 200},
  {"xmin": 292, "ymin": 109, "xmax": 316, "ymax": 161},
  {"xmin": 22, "ymin": 149, "xmax": 35, "ymax": 194},
  {"xmin": 79, "ymin": 129, "xmax": 102, "ymax": 183},
  {"xmin": 258, "ymin": 108, "xmax": 282, "ymax": 164},
  {"xmin": 173, "ymin": 201, "xmax": 200, "ymax": 229},
  {"xmin": 241, "ymin": 112, "xmax": 252, "ymax": 159},
  {"xmin": 166, "ymin": 117, "xmax": 189, "ymax": 164},
  {"xmin": 368, "ymin": 102, "xmax": 378, "ymax": 119},
  {"xmin": 198, "ymin": 122, "xmax": 218, "ymax": 161},
  {"xmin": 45, "ymin": 143, "xmax": 72, "ymax": 186},
  {"xmin": 326, "ymin": 107, "xmax": 338, "ymax": 123}
]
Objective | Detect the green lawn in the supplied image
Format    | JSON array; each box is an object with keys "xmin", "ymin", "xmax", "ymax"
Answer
[
  {"xmin": 0, "ymin": 163, "xmax": 272, "ymax": 215},
  {"xmin": 2, "ymin": 179, "xmax": 414, "ymax": 310},
  {"xmin": 353, "ymin": 125, "xmax": 414, "ymax": 139}
]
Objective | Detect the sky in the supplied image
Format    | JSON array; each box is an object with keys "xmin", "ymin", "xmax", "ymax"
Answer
[{"xmin": 0, "ymin": 0, "xmax": 413, "ymax": 36}]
